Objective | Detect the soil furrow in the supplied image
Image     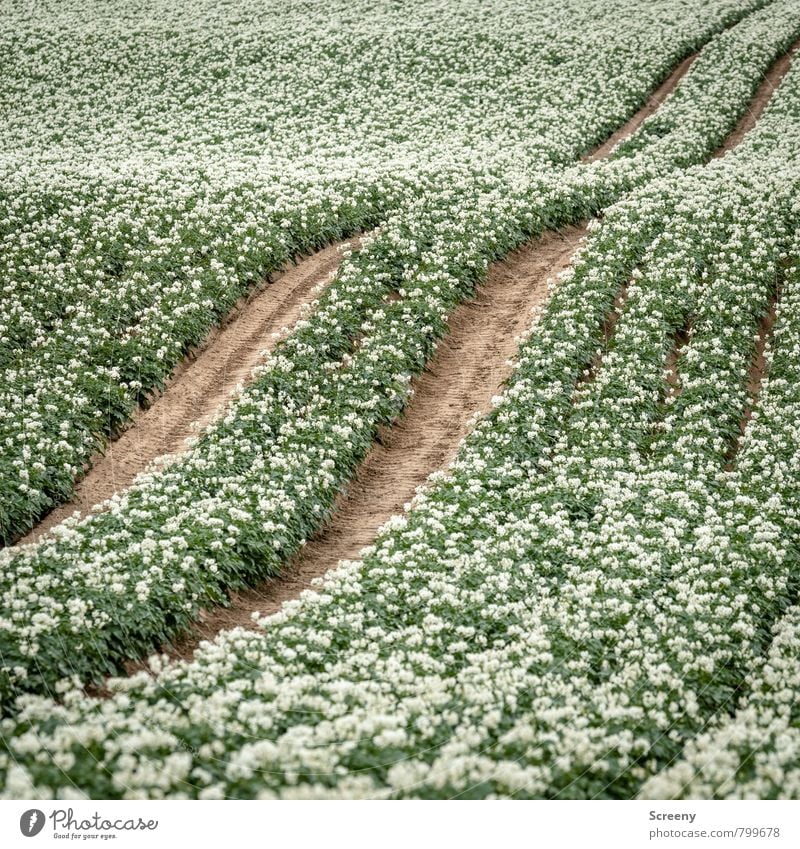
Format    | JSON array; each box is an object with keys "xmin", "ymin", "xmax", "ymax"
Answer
[
  {"xmin": 583, "ymin": 54, "xmax": 696, "ymax": 162},
  {"xmin": 713, "ymin": 39, "xmax": 800, "ymax": 158},
  {"xmin": 664, "ymin": 319, "xmax": 692, "ymax": 401},
  {"xmin": 574, "ymin": 283, "xmax": 630, "ymax": 395},
  {"xmin": 20, "ymin": 240, "xmax": 356, "ymax": 544}
]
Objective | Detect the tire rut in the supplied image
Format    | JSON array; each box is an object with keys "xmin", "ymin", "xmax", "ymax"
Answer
[
  {"xmin": 20, "ymin": 240, "xmax": 357, "ymax": 544},
  {"xmin": 725, "ymin": 290, "xmax": 779, "ymax": 470},
  {"xmin": 713, "ymin": 38, "xmax": 800, "ymax": 158}
]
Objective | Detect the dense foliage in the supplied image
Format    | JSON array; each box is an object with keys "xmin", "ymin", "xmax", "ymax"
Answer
[
  {"xmin": 0, "ymin": 0, "xmax": 770, "ymax": 541},
  {"xmin": 2, "ymin": 0, "xmax": 800, "ymax": 800}
]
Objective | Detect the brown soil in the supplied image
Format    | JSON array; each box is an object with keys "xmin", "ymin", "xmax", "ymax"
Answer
[
  {"xmin": 713, "ymin": 40, "xmax": 800, "ymax": 158},
  {"xmin": 746, "ymin": 299, "xmax": 778, "ymax": 406},
  {"xmin": 725, "ymin": 293, "xmax": 779, "ymax": 468},
  {"xmin": 160, "ymin": 226, "xmax": 585, "ymax": 659},
  {"xmin": 664, "ymin": 321, "xmax": 692, "ymax": 400},
  {"xmin": 583, "ymin": 54, "xmax": 696, "ymax": 162},
  {"xmin": 20, "ymin": 240, "xmax": 356, "ymax": 544}
]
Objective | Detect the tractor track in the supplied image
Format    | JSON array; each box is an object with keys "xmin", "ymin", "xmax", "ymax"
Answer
[{"xmin": 19, "ymin": 240, "xmax": 358, "ymax": 544}]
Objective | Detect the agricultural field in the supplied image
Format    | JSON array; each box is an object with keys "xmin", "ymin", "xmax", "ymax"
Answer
[{"xmin": 1, "ymin": 0, "xmax": 800, "ymax": 800}]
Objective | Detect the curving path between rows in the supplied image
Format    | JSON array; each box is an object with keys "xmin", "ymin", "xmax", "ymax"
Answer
[
  {"xmin": 161, "ymin": 225, "xmax": 584, "ymax": 658},
  {"xmin": 20, "ymin": 240, "xmax": 358, "ymax": 544},
  {"xmin": 32, "ymin": 33, "xmax": 800, "ymax": 548},
  {"xmin": 583, "ymin": 53, "xmax": 697, "ymax": 162},
  {"xmin": 713, "ymin": 38, "xmax": 800, "ymax": 157}
]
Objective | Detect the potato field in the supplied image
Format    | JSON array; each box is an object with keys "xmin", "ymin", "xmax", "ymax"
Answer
[{"xmin": 1, "ymin": 0, "xmax": 800, "ymax": 800}]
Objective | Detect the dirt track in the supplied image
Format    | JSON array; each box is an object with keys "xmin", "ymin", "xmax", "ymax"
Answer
[
  {"xmin": 21, "ymin": 240, "xmax": 355, "ymax": 543},
  {"xmin": 163, "ymin": 226, "xmax": 584, "ymax": 655},
  {"xmin": 583, "ymin": 54, "xmax": 696, "ymax": 162},
  {"xmin": 165, "ymin": 54, "xmax": 732, "ymax": 655},
  {"xmin": 725, "ymin": 292, "xmax": 779, "ymax": 470}
]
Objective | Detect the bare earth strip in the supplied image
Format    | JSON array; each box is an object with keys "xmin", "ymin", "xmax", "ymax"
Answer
[
  {"xmin": 713, "ymin": 38, "xmax": 800, "ymax": 157},
  {"xmin": 725, "ymin": 292, "xmax": 779, "ymax": 469},
  {"xmin": 21, "ymin": 240, "xmax": 355, "ymax": 544},
  {"xmin": 582, "ymin": 54, "xmax": 696, "ymax": 162}
]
